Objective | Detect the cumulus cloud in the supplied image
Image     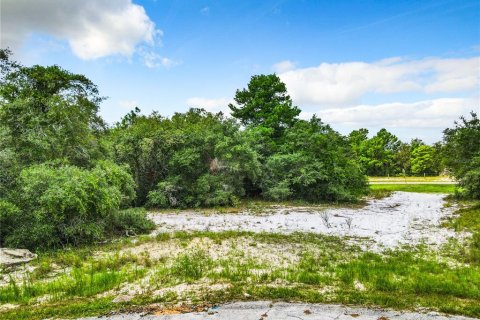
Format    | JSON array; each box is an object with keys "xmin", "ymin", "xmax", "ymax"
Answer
[
  {"xmin": 272, "ymin": 60, "xmax": 296, "ymax": 73},
  {"xmin": 1, "ymin": 0, "xmax": 159, "ymax": 60},
  {"xmin": 186, "ymin": 97, "xmax": 232, "ymax": 115},
  {"xmin": 278, "ymin": 57, "xmax": 480, "ymax": 106},
  {"xmin": 303, "ymin": 97, "xmax": 479, "ymax": 129}
]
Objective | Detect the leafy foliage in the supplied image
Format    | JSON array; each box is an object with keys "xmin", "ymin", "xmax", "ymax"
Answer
[
  {"xmin": 261, "ymin": 117, "xmax": 367, "ymax": 201},
  {"xmin": 0, "ymin": 162, "xmax": 142, "ymax": 250},
  {"xmin": 0, "ymin": 51, "xmax": 106, "ymax": 167},
  {"xmin": 411, "ymin": 145, "xmax": 437, "ymax": 175},
  {"xmin": 443, "ymin": 112, "xmax": 480, "ymax": 199},
  {"xmin": 0, "ymin": 50, "xmax": 152, "ymax": 250},
  {"xmin": 349, "ymin": 129, "xmax": 441, "ymax": 176}
]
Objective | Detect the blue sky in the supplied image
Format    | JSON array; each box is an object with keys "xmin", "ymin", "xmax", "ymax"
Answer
[{"xmin": 2, "ymin": 0, "xmax": 479, "ymax": 143}]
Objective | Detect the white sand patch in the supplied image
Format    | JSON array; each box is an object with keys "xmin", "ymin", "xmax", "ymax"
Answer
[{"xmin": 149, "ymin": 192, "xmax": 462, "ymax": 250}]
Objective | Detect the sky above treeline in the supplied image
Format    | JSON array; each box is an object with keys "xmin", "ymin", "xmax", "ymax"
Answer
[{"xmin": 1, "ymin": 0, "xmax": 479, "ymax": 143}]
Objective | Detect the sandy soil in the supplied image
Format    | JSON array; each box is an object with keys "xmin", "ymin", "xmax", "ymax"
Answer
[{"xmin": 149, "ymin": 192, "xmax": 463, "ymax": 250}]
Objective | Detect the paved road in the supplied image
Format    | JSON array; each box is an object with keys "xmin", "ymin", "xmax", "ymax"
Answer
[{"xmin": 79, "ymin": 301, "xmax": 477, "ymax": 320}]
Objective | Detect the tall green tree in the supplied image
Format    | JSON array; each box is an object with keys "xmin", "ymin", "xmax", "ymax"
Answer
[
  {"xmin": 411, "ymin": 145, "xmax": 438, "ymax": 176},
  {"xmin": 348, "ymin": 128, "xmax": 370, "ymax": 173},
  {"xmin": 229, "ymin": 74, "xmax": 300, "ymax": 137},
  {"xmin": 0, "ymin": 49, "xmax": 106, "ymax": 167},
  {"xmin": 352, "ymin": 128, "xmax": 401, "ymax": 176}
]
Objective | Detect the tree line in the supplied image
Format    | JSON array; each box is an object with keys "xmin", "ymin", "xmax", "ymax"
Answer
[{"xmin": 0, "ymin": 49, "xmax": 478, "ymax": 250}]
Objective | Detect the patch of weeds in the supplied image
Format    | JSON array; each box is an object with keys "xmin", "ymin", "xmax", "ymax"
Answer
[
  {"xmin": 368, "ymin": 188, "xmax": 393, "ymax": 199},
  {"xmin": 336, "ymin": 250, "xmax": 480, "ymax": 299},
  {"xmin": 31, "ymin": 260, "xmax": 54, "ymax": 280},
  {"xmin": 445, "ymin": 204, "xmax": 480, "ymax": 233},
  {"xmin": 442, "ymin": 202, "xmax": 480, "ymax": 264},
  {"xmin": 0, "ymin": 253, "xmax": 147, "ymax": 304},
  {"xmin": 171, "ymin": 250, "xmax": 212, "ymax": 282}
]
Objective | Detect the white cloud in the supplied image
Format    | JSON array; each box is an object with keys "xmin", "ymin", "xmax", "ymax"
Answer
[
  {"xmin": 279, "ymin": 57, "xmax": 480, "ymax": 107},
  {"xmin": 140, "ymin": 50, "xmax": 177, "ymax": 68},
  {"xmin": 186, "ymin": 97, "xmax": 232, "ymax": 115},
  {"xmin": 304, "ymin": 97, "xmax": 479, "ymax": 129},
  {"xmin": 1, "ymin": 0, "xmax": 159, "ymax": 60},
  {"xmin": 272, "ymin": 60, "xmax": 296, "ymax": 73}
]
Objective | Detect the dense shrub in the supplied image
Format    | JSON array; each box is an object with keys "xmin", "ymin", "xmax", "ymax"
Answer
[
  {"xmin": 443, "ymin": 113, "xmax": 480, "ymax": 199},
  {"xmin": 0, "ymin": 200, "xmax": 21, "ymax": 246},
  {"xmin": 461, "ymin": 167, "xmax": 480, "ymax": 199},
  {"xmin": 0, "ymin": 162, "xmax": 147, "ymax": 250},
  {"xmin": 107, "ymin": 208, "xmax": 155, "ymax": 236},
  {"xmin": 261, "ymin": 118, "xmax": 368, "ymax": 202},
  {"xmin": 0, "ymin": 147, "xmax": 20, "ymax": 198},
  {"xmin": 116, "ymin": 109, "xmax": 368, "ymax": 207},
  {"xmin": 0, "ymin": 50, "xmax": 155, "ymax": 250},
  {"xmin": 110, "ymin": 109, "xmax": 260, "ymax": 208},
  {"xmin": 92, "ymin": 160, "xmax": 136, "ymax": 208}
]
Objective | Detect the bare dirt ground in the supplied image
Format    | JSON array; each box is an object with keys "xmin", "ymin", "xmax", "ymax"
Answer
[{"xmin": 149, "ymin": 192, "xmax": 462, "ymax": 251}]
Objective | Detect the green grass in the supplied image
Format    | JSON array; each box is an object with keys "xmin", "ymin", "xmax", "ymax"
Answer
[
  {"xmin": 0, "ymin": 253, "xmax": 148, "ymax": 305},
  {"xmin": 369, "ymin": 184, "xmax": 456, "ymax": 194},
  {"xmin": 445, "ymin": 203, "xmax": 480, "ymax": 233},
  {"xmin": 442, "ymin": 202, "xmax": 480, "ymax": 264},
  {"xmin": 369, "ymin": 176, "xmax": 455, "ymax": 183},
  {"xmin": 1, "ymin": 229, "xmax": 479, "ymax": 319}
]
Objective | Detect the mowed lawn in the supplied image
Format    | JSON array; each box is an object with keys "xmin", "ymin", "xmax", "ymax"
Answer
[
  {"xmin": 370, "ymin": 183, "xmax": 456, "ymax": 194},
  {"xmin": 369, "ymin": 176, "xmax": 456, "ymax": 183},
  {"xmin": 369, "ymin": 176, "xmax": 457, "ymax": 194}
]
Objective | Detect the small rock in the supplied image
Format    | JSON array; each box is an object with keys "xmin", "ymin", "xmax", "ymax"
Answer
[
  {"xmin": 354, "ymin": 280, "xmax": 366, "ymax": 291},
  {"xmin": 0, "ymin": 248, "xmax": 37, "ymax": 267},
  {"xmin": 243, "ymin": 292, "xmax": 251, "ymax": 298},
  {"xmin": 112, "ymin": 294, "xmax": 133, "ymax": 303}
]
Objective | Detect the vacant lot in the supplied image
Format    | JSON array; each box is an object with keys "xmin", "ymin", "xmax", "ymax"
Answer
[{"xmin": 1, "ymin": 192, "xmax": 479, "ymax": 320}]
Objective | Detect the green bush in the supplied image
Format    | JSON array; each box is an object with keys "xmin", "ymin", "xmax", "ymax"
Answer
[
  {"xmin": 107, "ymin": 208, "xmax": 155, "ymax": 236},
  {"xmin": 260, "ymin": 118, "xmax": 368, "ymax": 202},
  {"xmin": 0, "ymin": 147, "xmax": 20, "ymax": 198},
  {"xmin": 0, "ymin": 200, "xmax": 21, "ymax": 246},
  {"xmin": 147, "ymin": 174, "xmax": 240, "ymax": 208},
  {"xmin": 141, "ymin": 109, "xmax": 259, "ymax": 208},
  {"xmin": 92, "ymin": 160, "xmax": 136, "ymax": 208},
  {"xmin": 443, "ymin": 113, "xmax": 480, "ymax": 199},
  {"xmin": 1, "ymin": 162, "xmax": 150, "ymax": 250},
  {"xmin": 461, "ymin": 168, "xmax": 480, "ymax": 200}
]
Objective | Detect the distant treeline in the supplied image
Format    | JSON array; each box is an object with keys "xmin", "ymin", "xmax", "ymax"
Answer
[{"xmin": 0, "ymin": 49, "xmax": 478, "ymax": 250}]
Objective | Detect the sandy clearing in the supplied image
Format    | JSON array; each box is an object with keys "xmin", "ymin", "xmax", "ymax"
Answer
[{"xmin": 149, "ymin": 192, "xmax": 463, "ymax": 250}]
